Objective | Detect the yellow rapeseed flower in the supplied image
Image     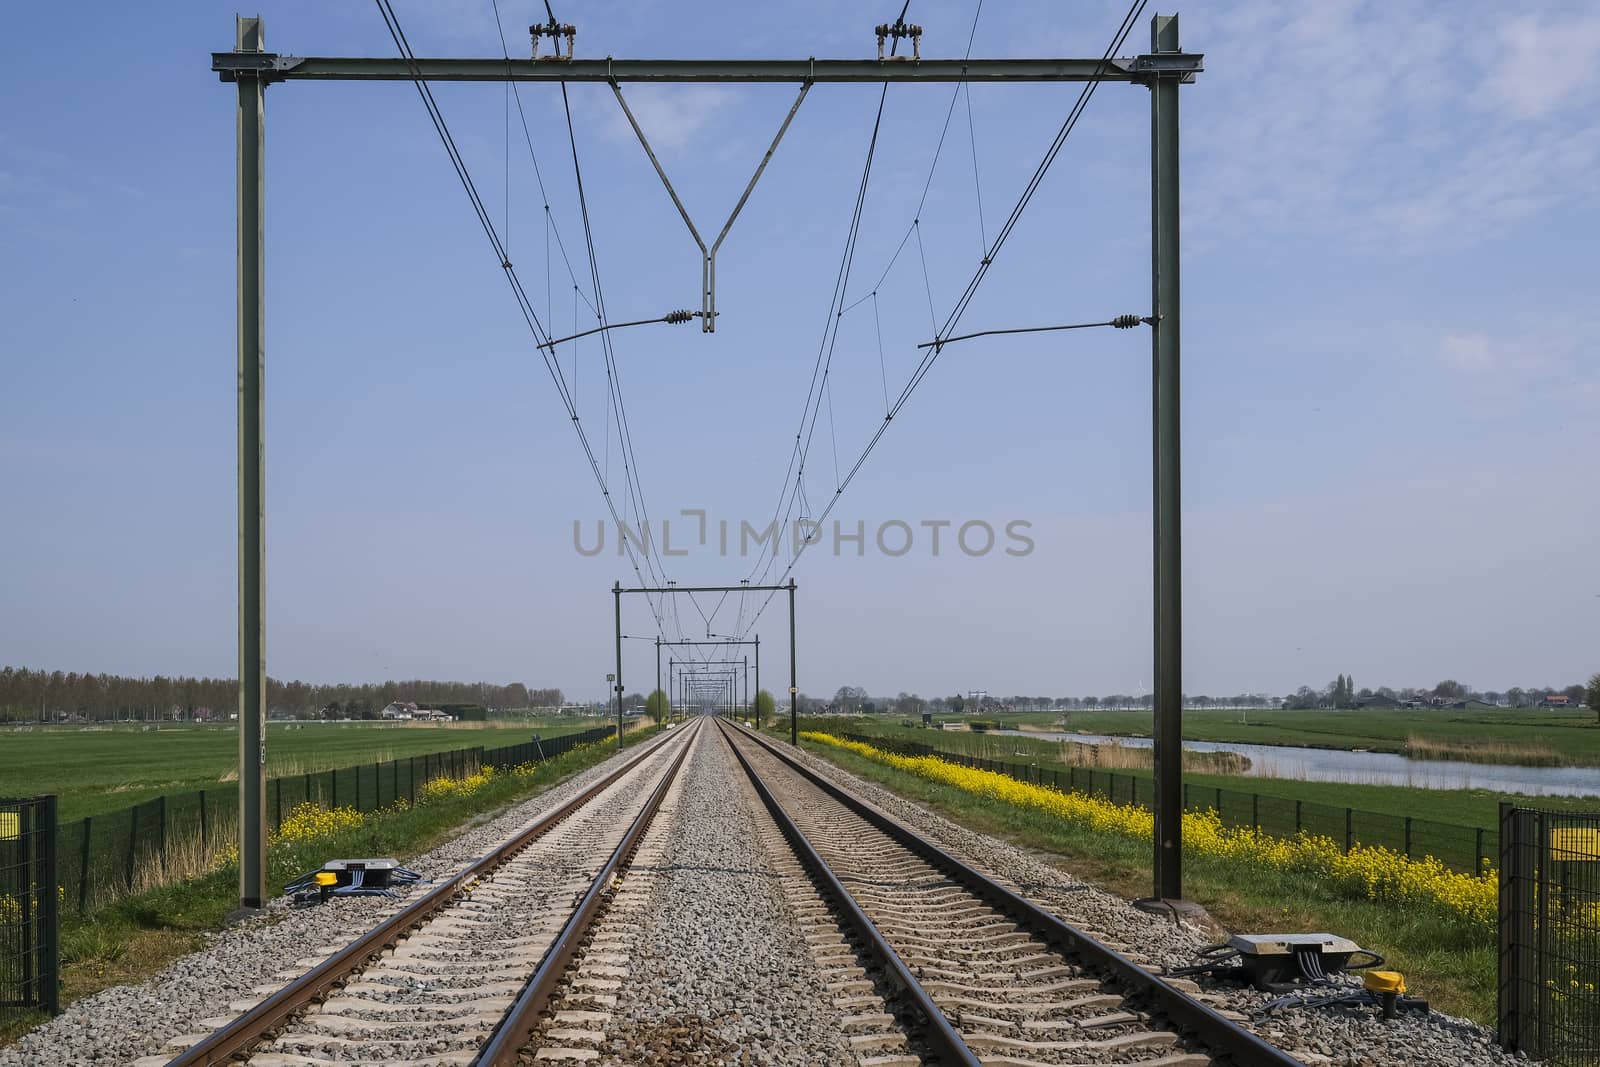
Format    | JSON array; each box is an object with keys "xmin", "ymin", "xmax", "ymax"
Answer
[{"xmin": 802, "ymin": 731, "xmax": 1498, "ymax": 927}]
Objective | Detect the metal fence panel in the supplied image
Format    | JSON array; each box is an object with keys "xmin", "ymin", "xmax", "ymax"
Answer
[
  {"xmin": 1499, "ymin": 805, "xmax": 1600, "ymax": 1065},
  {"xmin": 0, "ymin": 796, "xmax": 58, "ymax": 1019},
  {"xmin": 50, "ymin": 725, "xmax": 621, "ymax": 918}
]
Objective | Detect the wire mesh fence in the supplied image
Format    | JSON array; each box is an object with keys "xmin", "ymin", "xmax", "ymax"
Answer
[
  {"xmin": 1499, "ymin": 805, "xmax": 1600, "ymax": 1065},
  {"xmin": 0, "ymin": 796, "xmax": 58, "ymax": 1023},
  {"xmin": 54, "ymin": 725, "xmax": 615, "ymax": 916},
  {"xmin": 835, "ymin": 731, "xmax": 1494, "ymax": 875}
]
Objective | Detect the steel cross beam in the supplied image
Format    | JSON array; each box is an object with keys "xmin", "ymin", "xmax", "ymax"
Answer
[{"xmin": 213, "ymin": 55, "xmax": 1202, "ymax": 85}]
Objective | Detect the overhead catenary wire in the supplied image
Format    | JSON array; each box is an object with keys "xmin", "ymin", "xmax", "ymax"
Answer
[
  {"xmin": 734, "ymin": 0, "xmax": 1149, "ymax": 642},
  {"xmin": 739, "ymin": 5, "xmax": 911, "ymax": 593},
  {"xmin": 374, "ymin": 0, "xmax": 678, "ymax": 637}
]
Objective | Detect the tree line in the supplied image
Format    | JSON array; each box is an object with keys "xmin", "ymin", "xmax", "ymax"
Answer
[
  {"xmin": 0, "ymin": 665, "xmax": 564, "ymax": 724},
  {"xmin": 815, "ymin": 676, "xmax": 1595, "ymax": 716}
]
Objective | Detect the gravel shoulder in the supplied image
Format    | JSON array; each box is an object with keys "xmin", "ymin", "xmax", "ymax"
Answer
[{"xmin": 0, "ymin": 730, "xmax": 678, "ymax": 1067}]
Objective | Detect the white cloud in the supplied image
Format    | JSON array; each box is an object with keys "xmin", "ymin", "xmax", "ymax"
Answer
[
  {"xmin": 1184, "ymin": 0, "xmax": 1600, "ymax": 252},
  {"xmin": 1481, "ymin": 13, "xmax": 1600, "ymax": 120},
  {"xmin": 603, "ymin": 85, "xmax": 734, "ymax": 155},
  {"xmin": 1439, "ymin": 334, "xmax": 1496, "ymax": 374}
]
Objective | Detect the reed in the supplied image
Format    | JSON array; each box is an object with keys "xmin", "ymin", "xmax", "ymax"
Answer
[{"xmin": 1402, "ymin": 734, "xmax": 1575, "ymax": 767}]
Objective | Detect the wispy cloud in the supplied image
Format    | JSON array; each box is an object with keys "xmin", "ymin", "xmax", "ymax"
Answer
[
  {"xmin": 603, "ymin": 85, "xmax": 735, "ymax": 156},
  {"xmin": 1185, "ymin": 0, "xmax": 1600, "ymax": 252}
]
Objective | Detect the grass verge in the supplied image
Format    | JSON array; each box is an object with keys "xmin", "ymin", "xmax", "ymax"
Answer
[
  {"xmin": 0, "ymin": 725, "xmax": 663, "ymax": 1047},
  {"xmin": 792, "ymin": 732, "xmax": 1498, "ymax": 1023}
]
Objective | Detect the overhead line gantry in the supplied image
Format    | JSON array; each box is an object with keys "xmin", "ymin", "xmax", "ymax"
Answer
[{"xmin": 217, "ymin": 12, "xmax": 1200, "ymax": 914}]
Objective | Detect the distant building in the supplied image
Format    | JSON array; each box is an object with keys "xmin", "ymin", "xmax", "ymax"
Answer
[
  {"xmin": 1540, "ymin": 694, "xmax": 1571, "ymax": 708},
  {"xmin": 380, "ymin": 702, "xmax": 413, "ymax": 720}
]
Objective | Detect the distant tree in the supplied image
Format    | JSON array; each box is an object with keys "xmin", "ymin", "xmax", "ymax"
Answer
[
  {"xmin": 949, "ymin": 694, "xmax": 966, "ymax": 713},
  {"xmin": 1433, "ymin": 679, "xmax": 1466, "ymax": 700},
  {"xmin": 1562, "ymin": 683, "xmax": 1586, "ymax": 706},
  {"xmin": 645, "ymin": 689, "xmax": 670, "ymax": 724},
  {"xmin": 1587, "ymin": 674, "xmax": 1600, "ymax": 725},
  {"xmin": 753, "ymin": 689, "xmax": 776, "ymax": 722}
]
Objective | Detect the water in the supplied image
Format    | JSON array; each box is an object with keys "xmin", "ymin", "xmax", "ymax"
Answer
[{"xmin": 993, "ymin": 730, "xmax": 1600, "ymax": 798}]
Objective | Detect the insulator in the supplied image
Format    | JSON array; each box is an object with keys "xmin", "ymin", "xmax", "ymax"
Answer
[
  {"xmin": 1111, "ymin": 314, "xmax": 1143, "ymax": 329},
  {"xmin": 664, "ymin": 310, "xmax": 693, "ymax": 324}
]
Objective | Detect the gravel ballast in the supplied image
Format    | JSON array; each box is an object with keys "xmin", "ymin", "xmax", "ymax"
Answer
[{"xmin": 591, "ymin": 724, "xmax": 858, "ymax": 1064}]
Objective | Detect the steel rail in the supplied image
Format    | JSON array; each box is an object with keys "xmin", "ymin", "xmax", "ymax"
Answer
[
  {"xmin": 476, "ymin": 719, "xmax": 694, "ymax": 1064},
  {"xmin": 725, "ymin": 721, "xmax": 1306, "ymax": 1067},
  {"xmin": 164, "ymin": 721, "xmax": 693, "ymax": 1067},
  {"xmin": 716, "ymin": 719, "xmax": 979, "ymax": 1066}
]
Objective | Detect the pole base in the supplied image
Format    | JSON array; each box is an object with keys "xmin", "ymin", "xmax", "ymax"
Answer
[
  {"xmin": 1132, "ymin": 897, "xmax": 1216, "ymax": 929},
  {"xmin": 226, "ymin": 902, "xmax": 268, "ymax": 924}
]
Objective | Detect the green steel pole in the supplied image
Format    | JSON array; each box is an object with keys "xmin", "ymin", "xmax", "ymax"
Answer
[
  {"xmin": 1149, "ymin": 12, "xmax": 1183, "ymax": 903},
  {"xmin": 754, "ymin": 635, "xmax": 761, "ymax": 729},
  {"xmin": 613, "ymin": 582, "xmax": 623, "ymax": 751},
  {"xmin": 655, "ymin": 636, "xmax": 661, "ymax": 725},
  {"xmin": 235, "ymin": 15, "xmax": 268, "ymax": 911},
  {"xmin": 788, "ymin": 580, "xmax": 797, "ymax": 745}
]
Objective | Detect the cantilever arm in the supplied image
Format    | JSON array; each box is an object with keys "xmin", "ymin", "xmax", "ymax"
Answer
[{"xmin": 609, "ymin": 81, "xmax": 811, "ymax": 332}]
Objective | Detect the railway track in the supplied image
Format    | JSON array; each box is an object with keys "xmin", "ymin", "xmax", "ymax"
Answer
[
  {"xmin": 717, "ymin": 719, "xmax": 1304, "ymax": 1067},
  {"xmin": 152, "ymin": 719, "xmax": 699, "ymax": 1067},
  {"xmin": 145, "ymin": 716, "xmax": 1305, "ymax": 1066}
]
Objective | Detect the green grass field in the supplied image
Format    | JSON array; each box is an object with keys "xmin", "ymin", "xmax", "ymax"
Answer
[
  {"xmin": 802, "ymin": 718, "xmax": 1600, "ymax": 832},
  {"xmin": 0, "ymin": 719, "xmax": 607, "ymax": 821},
  {"xmin": 972, "ymin": 705, "xmax": 1600, "ymax": 765}
]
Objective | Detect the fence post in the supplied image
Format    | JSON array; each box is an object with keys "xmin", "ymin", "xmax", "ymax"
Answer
[
  {"xmin": 1534, "ymin": 810, "xmax": 1549, "ymax": 1055},
  {"xmin": 39, "ymin": 795, "xmax": 59, "ymax": 1014},
  {"xmin": 78, "ymin": 816, "xmax": 92, "ymax": 915},
  {"xmin": 1344, "ymin": 808, "xmax": 1353, "ymax": 852},
  {"xmin": 1215, "ymin": 786, "xmax": 1223, "ymax": 817},
  {"xmin": 1294, "ymin": 799, "xmax": 1302, "ymax": 834},
  {"xmin": 1475, "ymin": 827, "xmax": 1485, "ymax": 877},
  {"xmin": 157, "ymin": 795, "xmax": 168, "ymax": 875},
  {"xmin": 1252, "ymin": 793, "xmax": 1259, "ymax": 830},
  {"xmin": 303, "ymin": 771, "xmax": 311, "ymax": 807},
  {"xmin": 125, "ymin": 804, "xmax": 138, "ymax": 891},
  {"xmin": 1404, "ymin": 816, "xmax": 1413, "ymax": 858}
]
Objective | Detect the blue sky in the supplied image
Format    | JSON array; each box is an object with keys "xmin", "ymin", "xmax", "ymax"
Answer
[{"xmin": 2, "ymin": 0, "xmax": 1596, "ymax": 703}]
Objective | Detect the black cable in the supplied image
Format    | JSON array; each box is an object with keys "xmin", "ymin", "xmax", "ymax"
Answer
[
  {"xmin": 374, "ymin": 1, "xmax": 671, "ymax": 635},
  {"xmin": 735, "ymin": 0, "xmax": 1148, "ymax": 639}
]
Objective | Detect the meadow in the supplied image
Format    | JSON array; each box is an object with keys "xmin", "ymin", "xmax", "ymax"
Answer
[
  {"xmin": 978, "ymin": 705, "xmax": 1600, "ymax": 766},
  {"xmin": 0, "ymin": 718, "xmax": 607, "ymax": 820}
]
